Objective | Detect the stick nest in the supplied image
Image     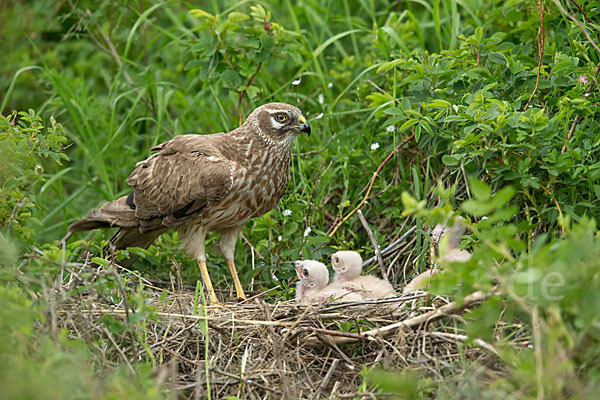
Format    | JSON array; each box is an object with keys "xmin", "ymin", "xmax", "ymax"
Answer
[{"xmin": 55, "ymin": 272, "xmax": 501, "ymax": 399}]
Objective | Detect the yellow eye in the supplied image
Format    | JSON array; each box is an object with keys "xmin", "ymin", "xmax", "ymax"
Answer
[{"xmin": 275, "ymin": 113, "xmax": 288, "ymax": 122}]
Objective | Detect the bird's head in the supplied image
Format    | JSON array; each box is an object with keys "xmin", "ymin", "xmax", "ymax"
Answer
[
  {"xmin": 248, "ymin": 102, "xmax": 311, "ymax": 145},
  {"xmin": 431, "ymin": 218, "xmax": 466, "ymax": 246},
  {"xmin": 292, "ymin": 260, "xmax": 328, "ymax": 289},
  {"xmin": 331, "ymin": 251, "xmax": 363, "ymax": 279}
]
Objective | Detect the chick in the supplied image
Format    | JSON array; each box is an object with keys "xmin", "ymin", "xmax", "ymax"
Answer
[
  {"xmin": 402, "ymin": 220, "xmax": 472, "ymax": 294},
  {"xmin": 430, "ymin": 221, "xmax": 472, "ymax": 262},
  {"xmin": 330, "ymin": 251, "xmax": 396, "ymax": 299},
  {"xmin": 293, "ymin": 260, "xmax": 363, "ymax": 304},
  {"xmin": 402, "ymin": 268, "xmax": 439, "ymax": 294}
]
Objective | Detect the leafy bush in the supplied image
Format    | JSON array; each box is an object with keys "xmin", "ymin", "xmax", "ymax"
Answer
[{"xmin": 1, "ymin": 0, "xmax": 600, "ymax": 398}]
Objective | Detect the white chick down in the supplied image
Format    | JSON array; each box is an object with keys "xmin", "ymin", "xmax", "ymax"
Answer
[
  {"xmin": 402, "ymin": 269, "xmax": 439, "ymax": 294},
  {"xmin": 403, "ymin": 220, "xmax": 472, "ymax": 294},
  {"xmin": 431, "ymin": 220, "xmax": 472, "ymax": 262},
  {"xmin": 329, "ymin": 251, "xmax": 396, "ymax": 299},
  {"xmin": 293, "ymin": 260, "xmax": 362, "ymax": 305}
]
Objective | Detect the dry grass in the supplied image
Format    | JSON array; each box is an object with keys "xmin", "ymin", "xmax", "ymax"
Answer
[{"xmin": 51, "ymin": 261, "xmax": 505, "ymax": 399}]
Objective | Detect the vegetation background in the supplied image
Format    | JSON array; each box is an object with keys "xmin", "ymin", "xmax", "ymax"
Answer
[{"xmin": 1, "ymin": 0, "xmax": 599, "ymax": 398}]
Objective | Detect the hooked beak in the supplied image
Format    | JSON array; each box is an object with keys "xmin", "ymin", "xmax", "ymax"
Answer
[{"xmin": 298, "ymin": 115, "xmax": 311, "ymax": 136}]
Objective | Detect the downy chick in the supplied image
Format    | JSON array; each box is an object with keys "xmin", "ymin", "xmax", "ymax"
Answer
[
  {"xmin": 293, "ymin": 260, "xmax": 362, "ymax": 304},
  {"xmin": 431, "ymin": 221, "xmax": 472, "ymax": 262},
  {"xmin": 330, "ymin": 251, "xmax": 396, "ymax": 299},
  {"xmin": 403, "ymin": 220, "xmax": 472, "ymax": 294}
]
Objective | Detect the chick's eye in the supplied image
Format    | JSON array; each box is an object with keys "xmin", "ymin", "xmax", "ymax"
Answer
[
  {"xmin": 302, "ymin": 269, "xmax": 309, "ymax": 277},
  {"xmin": 275, "ymin": 113, "xmax": 288, "ymax": 122}
]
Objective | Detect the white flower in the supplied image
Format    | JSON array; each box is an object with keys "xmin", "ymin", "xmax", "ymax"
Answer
[
  {"xmin": 318, "ymin": 93, "xmax": 325, "ymax": 104},
  {"xmin": 303, "ymin": 227, "xmax": 312, "ymax": 237},
  {"xmin": 386, "ymin": 125, "xmax": 396, "ymax": 133},
  {"xmin": 314, "ymin": 113, "xmax": 323, "ymax": 120},
  {"xmin": 282, "ymin": 209, "xmax": 292, "ymax": 217},
  {"xmin": 277, "ymin": 235, "xmax": 282, "ymax": 241},
  {"xmin": 292, "ymin": 77, "xmax": 301, "ymax": 86},
  {"xmin": 327, "ymin": 82, "xmax": 333, "ymax": 88},
  {"xmin": 370, "ymin": 142, "xmax": 380, "ymax": 151}
]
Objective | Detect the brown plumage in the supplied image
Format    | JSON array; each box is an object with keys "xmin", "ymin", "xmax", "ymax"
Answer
[
  {"xmin": 329, "ymin": 251, "xmax": 396, "ymax": 299},
  {"xmin": 69, "ymin": 103, "xmax": 311, "ymax": 304}
]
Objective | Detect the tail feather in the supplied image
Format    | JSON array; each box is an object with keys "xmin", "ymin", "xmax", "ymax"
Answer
[
  {"xmin": 68, "ymin": 195, "xmax": 137, "ymax": 233},
  {"xmin": 67, "ymin": 195, "xmax": 166, "ymax": 267},
  {"xmin": 107, "ymin": 227, "xmax": 167, "ymax": 268}
]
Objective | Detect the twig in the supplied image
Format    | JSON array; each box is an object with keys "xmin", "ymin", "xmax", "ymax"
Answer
[
  {"xmin": 427, "ymin": 331, "xmax": 500, "ymax": 357},
  {"xmin": 300, "ymin": 327, "xmax": 371, "ymax": 341},
  {"xmin": 310, "ymin": 359, "xmax": 340, "ymax": 400},
  {"xmin": 303, "ymin": 290, "xmax": 492, "ymax": 346},
  {"xmin": 569, "ymin": 0, "xmax": 591, "ymax": 22},
  {"xmin": 553, "ymin": 0, "xmax": 600, "ymax": 55},
  {"xmin": 102, "ymin": 326, "xmax": 136, "ymax": 374},
  {"xmin": 293, "ymin": 133, "xmax": 338, "ymax": 157},
  {"xmin": 71, "ymin": 308, "xmax": 298, "ymax": 326},
  {"xmin": 238, "ymin": 285, "xmax": 281, "ymax": 305},
  {"xmin": 328, "ymin": 131, "xmax": 415, "ymax": 237},
  {"xmin": 361, "ymin": 226, "xmax": 417, "ymax": 268},
  {"xmin": 237, "ymin": 62, "xmax": 263, "ymax": 126},
  {"xmin": 304, "ymin": 161, "xmax": 333, "ymax": 241},
  {"xmin": 357, "ymin": 210, "xmax": 387, "ymax": 280},
  {"xmin": 461, "ymin": 163, "xmax": 471, "ymax": 200},
  {"xmin": 524, "ymin": 0, "xmax": 545, "ymax": 111},
  {"xmin": 240, "ymin": 233, "xmax": 265, "ymax": 259},
  {"xmin": 318, "ymin": 294, "xmax": 425, "ymax": 312}
]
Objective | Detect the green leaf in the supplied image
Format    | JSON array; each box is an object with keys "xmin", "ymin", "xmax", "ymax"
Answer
[
  {"xmin": 442, "ymin": 154, "xmax": 460, "ymax": 166},
  {"xmin": 488, "ymin": 52, "xmax": 508, "ymax": 65},
  {"xmin": 220, "ymin": 70, "xmax": 242, "ymax": 88},
  {"xmin": 91, "ymin": 257, "xmax": 110, "ymax": 267},
  {"xmin": 399, "ymin": 118, "xmax": 419, "ymax": 132},
  {"xmin": 469, "ymin": 179, "xmax": 491, "ymax": 200}
]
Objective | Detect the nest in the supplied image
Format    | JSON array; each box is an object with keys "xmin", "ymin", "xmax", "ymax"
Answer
[{"xmin": 54, "ymin": 264, "xmax": 501, "ymax": 399}]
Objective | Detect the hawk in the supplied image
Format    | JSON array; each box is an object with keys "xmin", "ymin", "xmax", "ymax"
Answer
[{"xmin": 68, "ymin": 103, "xmax": 311, "ymax": 304}]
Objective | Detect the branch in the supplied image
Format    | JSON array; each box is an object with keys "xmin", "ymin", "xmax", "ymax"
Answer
[
  {"xmin": 524, "ymin": 0, "xmax": 545, "ymax": 111},
  {"xmin": 328, "ymin": 130, "xmax": 415, "ymax": 237},
  {"xmin": 300, "ymin": 290, "xmax": 492, "ymax": 347},
  {"xmin": 357, "ymin": 209, "xmax": 387, "ymax": 280},
  {"xmin": 237, "ymin": 62, "xmax": 263, "ymax": 126}
]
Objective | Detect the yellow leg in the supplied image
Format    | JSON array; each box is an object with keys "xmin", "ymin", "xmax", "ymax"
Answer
[
  {"xmin": 226, "ymin": 258, "xmax": 247, "ymax": 300},
  {"xmin": 197, "ymin": 260, "xmax": 220, "ymax": 305}
]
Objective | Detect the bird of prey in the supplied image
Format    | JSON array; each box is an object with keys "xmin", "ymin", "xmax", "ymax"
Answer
[
  {"xmin": 329, "ymin": 250, "xmax": 396, "ymax": 299},
  {"xmin": 293, "ymin": 260, "xmax": 362, "ymax": 304},
  {"xmin": 68, "ymin": 102, "xmax": 311, "ymax": 305}
]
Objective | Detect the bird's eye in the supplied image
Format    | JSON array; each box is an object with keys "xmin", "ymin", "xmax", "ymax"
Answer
[
  {"xmin": 302, "ymin": 269, "xmax": 309, "ymax": 277},
  {"xmin": 275, "ymin": 113, "xmax": 288, "ymax": 122}
]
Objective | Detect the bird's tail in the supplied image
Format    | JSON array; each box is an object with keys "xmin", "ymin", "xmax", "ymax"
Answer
[{"xmin": 68, "ymin": 195, "xmax": 165, "ymax": 268}]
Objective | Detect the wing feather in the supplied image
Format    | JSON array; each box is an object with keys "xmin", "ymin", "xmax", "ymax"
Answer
[{"xmin": 126, "ymin": 134, "xmax": 233, "ymax": 231}]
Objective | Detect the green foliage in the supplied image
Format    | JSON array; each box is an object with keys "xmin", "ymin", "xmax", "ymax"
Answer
[
  {"xmin": 402, "ymin": 180, "xmax": 600, "ymax": 398},
  {"xmin": 1, "ymin": 0, "xmax": 600, "ymax": 398},
  {"xmin": 0, "ymin": 110, "xmax": 68, "ymax": 254},
  {"xmin": 187, "ymin": 4, "xmax": 304, "ymax": 114}
]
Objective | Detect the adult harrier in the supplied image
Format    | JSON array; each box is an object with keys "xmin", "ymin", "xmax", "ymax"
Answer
[{"xmin": 68, "ymin": 103, "xmax": 311, "ymax": 304}]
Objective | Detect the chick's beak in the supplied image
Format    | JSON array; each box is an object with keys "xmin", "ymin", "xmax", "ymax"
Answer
[
  {"xmin": 298, "ymin": 115, "xmax": 311, "ymax": 136},
  {"xmin": 292, "ymin": 261, "xmax": 302, "ymax": 276}
]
